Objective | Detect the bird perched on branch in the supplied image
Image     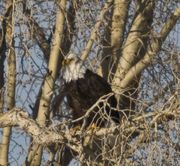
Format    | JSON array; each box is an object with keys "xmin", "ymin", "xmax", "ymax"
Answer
[{"xmin": 61, "ymin": 53, "xmax": 119, "ymax": 127}]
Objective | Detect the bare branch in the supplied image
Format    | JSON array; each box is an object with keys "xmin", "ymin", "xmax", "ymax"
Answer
[
  {"xmin": 0, "ymin": 95, "xmax": 178, "ymax": 150},
  {"xmin": 0, "ymin": 108, "xmax": 80, "ymax": 153},
  {"xmin": 118, "ymin": 7, "xmax": 180, "ymax": 91},
  {"xmin": 112, "ymin": 0, "xmax": 154, "ymax": 92},
  {"xmin": 102, "ymin": 0, "xmax": 130, "ymax": 80},
  {"xmin": 0, "ymin": 108, "xmax": 65, "ymax": 144},
  {"xmin": 25, "ymin": 9, "xmax": 51, "ymax": 61},
  {"xmin": 0, "ymin": 14, "xmax": 6, "ymax": 113},
  {"xmin": 37, "ymin": 0, "xmax": 67, "ymax": 125},
  {"xmin": 81, "ymin": 0, "xmax": 114, "ymax": 60},
  {"xmin": 27, "ymin": 1, "xmax": 67, "ymax": 165},
  {"xmin": 0, "ymin": 1, "xmax": 16, "ymax": 165}
]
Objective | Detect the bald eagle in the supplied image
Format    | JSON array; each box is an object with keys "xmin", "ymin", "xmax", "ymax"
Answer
[{"xmin": 61, "ymin": 53, "xmax": 119, "ymax": 127}]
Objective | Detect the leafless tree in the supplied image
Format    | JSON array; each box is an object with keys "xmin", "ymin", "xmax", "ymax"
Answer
[{"xmin": 0, "ymin": 0, "xmax": 179, "ymax": 165}]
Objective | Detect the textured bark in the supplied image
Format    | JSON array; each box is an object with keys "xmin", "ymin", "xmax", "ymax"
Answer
[
  {"xmin": 0, "ymin": 2, "xmax": 16, "ymax": 165},
  {"xmin": 102, "ymin": 0, "xmax": 130, "ymax": 81},
  {"xmin": 0, "ymin": 13, "xmax": 6, "ymax": 113},
  {"xmin": 0, "ymin": 106, "xmax": 176, "ymax": 145},
  {"xmin": 81, "ymin": 0, "xmax": 114, "ymax": 60},
  {"xmin": 112, "ymin": 0, "xmax": 154, "ymax": 91},
  {"xmin": 0, "ymin": 102, "xmax": 179, "ymax": 164},
  {"xmin": 0, "ymin": 1, "xmax": 179, "ymax": 165},
  {"xmin": 110, "ymin": 0, "xmax": 154, "ymax": 111},
  {"xmin": 0, "ymin": 108, "xmax": 77, "ymax": 150},
  {"xmin": 25, "ymin": 1, "xmax": 67, "ymax": 165},
  {"xmin": 36, "ymin": 1, "xmax": 66, "ymax": 122},
  {"xmin": 31, "ymin": 1, "xmax": 75, "ymax": 120},
  {"xmin": 26, "ymin": 2, "xmax": 75, "ymax": 164},
  {"xmin": 119, "ymin": 7, "xmax": 180, "ymax": 91},
  {"xmin": 25, "ymin": 9, "xmax": 51, "ymax": 61}
]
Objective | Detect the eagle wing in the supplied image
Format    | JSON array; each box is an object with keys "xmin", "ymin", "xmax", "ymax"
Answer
[{"xmin": 65, "ymin": 69, "xmax": 119, "ymax": 125}]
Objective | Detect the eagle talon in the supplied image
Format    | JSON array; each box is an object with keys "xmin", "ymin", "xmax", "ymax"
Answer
[
  {"xmin": 88, "ymin": 123, "xmax": 98, "ymax": 132},
  {"xmin": 70, "ymin": 125, "xmax": 81, "ymax": 135}
]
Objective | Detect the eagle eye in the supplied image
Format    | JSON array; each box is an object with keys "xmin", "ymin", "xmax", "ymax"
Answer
[
  {"xmin": 69, "ymin": 58, "xmax": 74, "ymax": 62},
  {"xmin": 62, "ymin": 58, "xmax": 74, "ymax": 67}
]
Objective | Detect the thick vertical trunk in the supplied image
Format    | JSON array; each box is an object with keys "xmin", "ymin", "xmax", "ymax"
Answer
[
  {"xmin": 0, "ymin": 10, "xmax": 6, "ymax": 113},
  {"xmin": 102, "ymin": 0, "xmax": 130, "ymax": 81},
  {"xmin": 112, "ymin": 0, "xmax": 154, "ymax": 92},
  {"xmin": 25, "ymin": 0, "xmax": 67, "ymax": 165},
  {"xmin": 111, "ymin": 0, "xmax": 154, "ymax": 111},
  {"xmin": 0, "ymin": 2, "xmax": 16, "ymax": 165}
]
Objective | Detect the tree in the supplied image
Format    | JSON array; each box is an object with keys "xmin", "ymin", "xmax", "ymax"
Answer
[{"xmin": 0, "ymin": 0, "xmax": 179, "ymax": 165}]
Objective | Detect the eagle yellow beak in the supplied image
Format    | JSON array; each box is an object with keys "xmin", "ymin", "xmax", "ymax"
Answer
[
  {"xmin": 62, "ymin": 59, "xmax": 66, "ymax": 67},
  {"xmin": 62, "ymin": 58, "xmax": 73, "ymax": 67}
]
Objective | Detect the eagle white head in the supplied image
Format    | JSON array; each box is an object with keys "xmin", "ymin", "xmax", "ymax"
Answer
[{"xmin": 61, "ymin": 53, "xmax": 87, "ymax": 82}]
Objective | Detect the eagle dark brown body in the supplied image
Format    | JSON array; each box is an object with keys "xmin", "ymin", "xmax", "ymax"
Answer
[{"xmin": 64, "ymin": 69, "xmax": 119, "ymax": 127}]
